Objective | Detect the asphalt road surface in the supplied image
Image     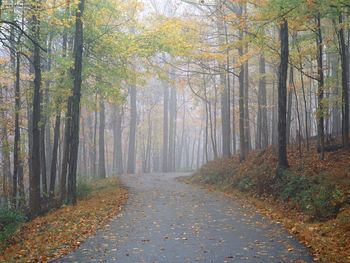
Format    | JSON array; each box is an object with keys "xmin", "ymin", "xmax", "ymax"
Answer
[{"xmin": 57, "ymin": 173, "xmax": 314, "ymax": 263}]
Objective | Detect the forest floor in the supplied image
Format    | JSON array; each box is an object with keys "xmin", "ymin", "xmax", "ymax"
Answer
[
  {"xmin": 0, "ymin": 177, "xmax": 128, "ymax": 263},
  {"xmin": 181, "ymin": 142, "xmax": 350, "ymax": 263},
  {"xmin": 57, "ymin": 173, "xmax": 313, "ymax": 263}
]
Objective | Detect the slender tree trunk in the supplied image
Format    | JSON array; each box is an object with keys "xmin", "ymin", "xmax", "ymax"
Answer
[
  {"xmin": 260, "ymin": 55, "xmax": 268, "ymax": 149},
  {"xmin": 331, "ymin": 54, "xmax": 341, "ymax": 136},
  {"xmin": 93, "ymin": 98, "xmax": 98, "ymax": 176},
  {"xmin": 292, "ymin": 71, "xmax": 303, "ymax": 159},
  {"xmin": 339, "ymin": 14, "xmax": 349, "ymax": 148},
  {"xmin": 316, "ymin": 14, "xmax": 325, "ymax": 160},
  {"xmin": 256, "ymin": 54, "xmax": 267, "ymax": 150},
  {"xmin": 223, "ymin": 21, "xmax": 231, "ymax": 157},
  {"xmin": 238, "ymin": 6, "xmax": 246, "ymax": 160},
  {"xmin": 98, "ymin": 98, "xmax": 106, "ymax": 178},
  {"xmin": 127, "ymin": 86, "xmax": 137, "ymax": 174},
  {"xmin": 220, "ymin": 72, "xmax": 231, "ymax": 157},
  {"xmin": 244, "ymin": 59, "xmax": 251, "ymax": 151},
  {"xmin": 13, "ymin": 53, "xmax": 24, "ymax": 208},
  {"xmin": 60, "ymin": 103, "xmax": 71, "ymax": 203},
  {"xmin": 286, "ymin": 66, "xmax": 294, "ymax": 144},
  {"xmin": 49, "ymin": 106, "xmax": 61, "ymax": 202},
  {"xmin": 177, "ymin": 96, "xmax": 186, "ymax": 168},
  {"xmin": 0, "ymin": 89, "xmax": 11, "ymax": 205},
  {"xmin": 243, "ymin": 5, "xmax": 251, "ymax": 152},
  {"xmin": 232, "ymin": 73, "xmax": 236, "ymax": 154},
  {"xmin": 277, "ymin": 19, "xmax": 289, "ymax": 173},
  {"xmin": 40, "ymin": 97, "xmax": 48, "ymax": 203},
  {"xmin": 112, "ymin": 104, "xmax": 124, "ymax": 175},
  {"xmin": 162, "ymin": 81, "xmax": 169, "ymax": 172},
  {"xmin": 272, "ymin": 72, "xmax": 278, "ymax": 146},
  {"xmin": 196, "ymin": 128, "xmax": 202, "ymax": 169},
  {"xmin": 203, "ymin": 75, "xmax": 209, "ymax": 162},
  {"xmin": 168, "ymin": 87, "xmax": 176, "ymax": 171},
  {"xmin": 45, "ymin": 31, "xmax": 53, "ymax": 178},
  {"xmin": 145, "ymin": 112, "xmax": 152, "ymax": 173}
]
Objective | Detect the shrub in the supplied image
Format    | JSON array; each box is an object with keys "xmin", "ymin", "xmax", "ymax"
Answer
[
  {"xmin": 274, "ymin": 171, "xmax": 343, "ymax": 220},
  {"xmin": 247, "ymin": 161, "xmax": 275, "ymax": 195},
  {"xmin": 237, "ymin": 177, "xmax": 254, "ymax": 192},
  {"xmin": 299, "ymin": 184, "xmax": 343, "ymax": 220},
  {"xmin": 276, "ymin": 171, "xmax": 313, "ymax": 201},
  {"xmin": 0, "ymin": 208, "xmax": 24, "ymax": 248},
  {"xmin": 197, "ymin": 158, "xmax": 236, "ymax": 185},
  {"xmin": 77, "ymin": 178, "xmax": 93, "ymax": 199}
]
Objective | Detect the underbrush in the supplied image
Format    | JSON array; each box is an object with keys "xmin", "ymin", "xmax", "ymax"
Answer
[
  {"xmin": 0, "ymin": 208, "xmax": 24, "ymax": 251},
  {"xmin": 274, "ymin": 171, "xmax": 345, "ymax": 220},
  {"xmin": 77, "ymin": 176, "xmax": 121, "ymax": 199},
  {"xmin": 190, "ymin": 147, "xmax": 350, "ymax": 221},
  {"xmin": 77, "ymin": 177, "xmax": 93, "ymax": 199}
]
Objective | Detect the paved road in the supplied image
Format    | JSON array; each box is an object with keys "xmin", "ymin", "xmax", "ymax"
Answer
[{"xmin": 58, "ymin": 173, "xmax": 313, "ymax": 263}]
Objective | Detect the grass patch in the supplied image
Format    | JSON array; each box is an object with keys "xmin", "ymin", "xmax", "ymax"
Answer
[{"xmin": 0, "ymin": 177, "xmax": 128, "ymax": 262}]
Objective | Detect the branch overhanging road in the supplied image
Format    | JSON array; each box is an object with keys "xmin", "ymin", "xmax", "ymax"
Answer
[{"xmin": 57, "ymin": 173, "xmax": 314, "ymax": 263}]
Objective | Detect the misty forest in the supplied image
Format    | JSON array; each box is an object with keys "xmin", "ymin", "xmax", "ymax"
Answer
[{"xmin": 0, "ymin": 0, "xmax": 349, "ymax": 262}]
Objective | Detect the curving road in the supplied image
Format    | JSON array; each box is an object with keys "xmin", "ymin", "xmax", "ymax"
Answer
[{"xmin": 58, "ymin": 173, "xmax": 314, "ymax": 263}]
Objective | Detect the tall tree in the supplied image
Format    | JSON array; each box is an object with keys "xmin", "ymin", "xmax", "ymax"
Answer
[
  {"xmin": 277, "ymin": 18, "xmax": 289, "ymax": 173},
  {"xmin": 256, "ymin": 54, "xmax": 268, "ymax": 150},
  {"xmin": 13, "ymin": 51, "xmax": 25, "ymax": 209},
  {"xmin": 29, "ymin": 1, "xmax": 43, "ymax": 217},
  {"xmin": 316, "ymin": 13, "xmax": 325, "ymax": 160},
  {"xmin": 238, "ymin": 6, "xmax": 246, "ymax": 161},
  {"xmin": 162, "ymin": 81, "xmax": 169, "ymax": 172},
  {"xmin": 127, "ymin": 86, "xmax": 137, "ymax": 174},
  {"xmin": 338, "ymin": 14, "xmax": 349, "ymax": 148},
  {"xmin": 66, "ymin": 0, "xmax": 85, "ymax": 205},
  {"xmin": 98, "ymin": 98, "xmax": 106, "ymax": 178},
  {"xmin": 113, "ymin": 104, "xmax": 124, "ymax": 175},
  {"xmin": 168, "ymin": 87, "xmax": 176, "ymax": 171}
]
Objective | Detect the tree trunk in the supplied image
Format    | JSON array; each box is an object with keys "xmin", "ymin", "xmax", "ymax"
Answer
[
  {"xmin": 66, "ymin": 0, "xmax": 85, "ymax": 205},
  {"xmin": 277, "ymin": 19, "xmax": 289, "ymax": 173},
  {"xmin": 330, "ymin": 54, "xmax": 341, "ymax": 136},
  {"xmin": 232, "ymin": 71, "xmax": 236, "ymax": 154},
  {"xmin": 98, "ymin": 98, "xmax": 106, "ymax": 178},
  {"xmin": 127, "ymin": 86, "xmax": 137, "ymax": 174},
  {"xmin": 13, "ymin": 52, "xmax": 24, "ymax": 208},
  {"xmin": 49, "ymin": 106, "xmax": 61, "ymax": 202},
  {"xmin": 256, "ymin": 55, "xmax": 266, "ymax": 150},
  {"xmin": 260, "ymin": 55, "xmax": 268, "ymax": 149},
  {"xmin": 0, "ymin": 89, "xmax": 11, "ymax": 206},
  {"xmin": 244, "ymin": 59, "xmax": 251, "ymax": 151},
  {"xmin": 40, "ymin": 99, "xmax": 48, "ymax": 202},
  {"xmin": 339, "ymin": 14, "xmax": 349, "ymax": 148},
  {"xmin": 286, "ymin": 66, "xmax": 294, "ymax": 144},
  {"xmin": 112, "ymin": 104, "xmax": 124, "ymax": 175},
  {"xmin": 220, "ymin": 72, "xmax": 231, "ymax": 157},
  {"xmin": 45, "ymin": 31, "xmax": 53, "ymax": 179},
  {"xmin": 29, "ymin": 7, "xmax": 43, "ymax": 217},
  {"xmin": 238, "ymin": 6, "xmax": 246, "ymax": 161},
  {"xmin": 93, "ymin": 99, "xmax": 98, "ymax": 176},
  {"xmin": 168, "ymin": 87, "xmax": 176, "ymax": 171},
  {"xmin": 316, "ymin": 14, "xmax": 325, "ymax": 160},
  {"xmin": 162, "ymin": 81, "xmax": 169, "ymax": 172}
]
